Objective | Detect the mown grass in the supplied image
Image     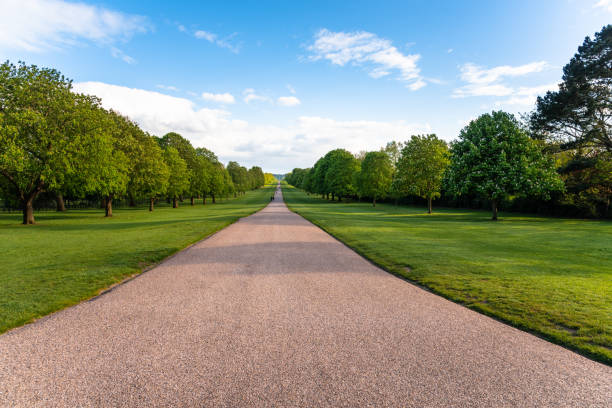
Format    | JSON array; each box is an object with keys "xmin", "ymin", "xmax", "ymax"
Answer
[
  {"xmin": 0, "ymin": 186, "xmax": 273, "ymax": 334},
  {"xmin": 282, "ymin": 185, "xmax": 612, "ymax": 365}
]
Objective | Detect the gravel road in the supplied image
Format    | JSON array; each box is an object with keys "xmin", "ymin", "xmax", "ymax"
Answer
[{"xmin": 0, "ymin": 188, "xmax": 610, "ymax": 407}]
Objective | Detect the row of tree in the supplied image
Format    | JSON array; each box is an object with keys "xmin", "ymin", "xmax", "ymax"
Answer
[
  {"xmin": 287, "ymin": 26, "xmax": 611, "ymax": 219},
  {"xmin": 0, "ymin": 61, "xmax": 267, "ymax": 224}
]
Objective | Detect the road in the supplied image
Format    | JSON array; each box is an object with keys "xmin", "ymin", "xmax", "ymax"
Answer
[{"xmin": 0, "ymin": 187, "xmax": 610, "ymax": 407}]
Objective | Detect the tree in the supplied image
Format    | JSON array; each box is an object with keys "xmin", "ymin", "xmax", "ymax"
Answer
[
  {"xmin": 128, "ymin": 133, "xmax": 169, "ymax": 211},
  {"xmin": 163, "ymin": 147, "xmax": 189, "ymax": 208},
  {"xmin": 447, "ymin": 111, "xmax": 563, "ymax": 220},
  {"xmin": 264, "ymin": 173, "xmax": 277, "ymax": 185},
  {"xmin": 0, "ymin": 61, "xmax": 115, "ymax": 223},
  {"xmin": 159, "ymin": 132, "xmax": 197, "ymax": 203},
  {"xmin": 313, "ymin": 154, "xmax": 332, "ymax": 199},
  {"xmin": 208, "ymin": 162, "xmax": 226, "ymax": 203},
  {"xmin": 325, "ymin": 149, "xmax": 360, "ymax": 201},
  {"xmin": 396, "ymin": 134, "xmax": 450, "ymax": 213},
  {"xmin": 530, "ymin": 25, "xmax": 611, "ymax": 154},
  {"xmin": 357, "ymin": 151, "xmax": 393, "ymax": 206},
  {"xmin": 227, "ymin": 161, "xmax": 249, "ymax": 194}
]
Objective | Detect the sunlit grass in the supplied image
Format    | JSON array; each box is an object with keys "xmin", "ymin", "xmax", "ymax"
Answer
[
  {"xmin": 0, "ymin": 186, "xmax": 273, "ymax": 334},
  {"xmin": 283, "ymin": 185, "xmax": 612, "ymax": 365}
]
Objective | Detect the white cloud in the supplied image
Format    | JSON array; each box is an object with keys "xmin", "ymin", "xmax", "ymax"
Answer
[
  {"xmin": 73, "ymin": 81, "xmax": 430, "ymax": 173},
  {"xmin": 453, "ymin": 61, "xmax": 551, "ymax": 99},
  {"xmin": 594, "ymin": 0, "xmax": 612, "ymax": 12},
  {"xmin": 191, "ymin": 28, "xmax": 241, "ymax": 53},
  {"xmin": 243, "ymin": 88, "xmax": 270, "ymax": 103},
  {"xmin": 308, "ymin": 28, "xmax": 425, "ymax": 90},
  {"xmin": 458, "ymin": 61, "xmax": 548, "ymax": 85},
  {"xmin": 494, "ymin": 83, "xmax": 558, "ymax": 107},
  {"xmin": 156, "ymin": 84, "xmax": 179, "ymax": 92},
  {"xmin": 277, "ymin": 96, "xmax": 301, "ymax": 107},
  {"xmin": 110, "ymin": 47, "xmax": 136, "ymax": 64},
  {"xmin": 287, "ymin": 84, "xmax": 296, "ymax": 94},
  {"xmin": 194, "ymin": 30, "xmax": 216, "ymax": 42},
  {"xmin": 201, "ymin": 92, "xmax": 236, "ymax": 104},
  {"xmin": 0, "ymin": 0, "xmax": 149, "ymax": 52}
]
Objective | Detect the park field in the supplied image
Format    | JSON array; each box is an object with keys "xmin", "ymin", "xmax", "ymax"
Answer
[
  {"xmin": 282, "ymin": 185, "xmax": 612, "ymax": 364},
  {"xmin": 0, "ymin": 185, "xmax": 274, "ymax": 335}
]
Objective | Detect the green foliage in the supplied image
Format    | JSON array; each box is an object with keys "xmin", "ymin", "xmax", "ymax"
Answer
[
  {"xmin": 396, "ymin": 134, "xmax": 450, "ymax": 212},
  {"xmin": 163, "ymin": 147, "xmax": 190, "ymax": 204},
  {"xmin": 324, "ymin": 149, "xmax": 360, "ymax": 200},
  {"xmin": 264, "ymin": 173, "xmax": 278, "ymax": 184},
  {"xmin": 447, "ymin": 111, "xmax": 563, "ymax": 219},
  {"xmin": 530, "ymin": 25, "xmax": 611, "ymax": 153},
  {"xmin": 283, "ymin": 185, "xmax": 612, "ymax": 365},
  {"xmin": 357, "ymin": 151, "xmax": 393, "ymax": 205}
]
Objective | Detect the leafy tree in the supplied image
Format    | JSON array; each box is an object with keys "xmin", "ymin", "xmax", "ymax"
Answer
[
  {"xmin": 194, "ymin": 149, "xmax": 214, "ymax": 204},
  {"xmin": 264, "ymin": 173, "xmax": 277, "ymax": 184},
  {"xmin": 300, "ymin": 168, "xmax": 314, "ymax": 193},
  {"xmin": 313, "ymin": 154, "xmax": 332, "ymax": 199},
  {"xmin": 248, "ymin": 166, "xmax": 265, "ymax": 189},
  {"xmin": 357, "ymin": 151, "xmax": 393, "ymax": 206},
  {"xmin": 396, "ymin": 134, "xmax": 450, "ymax": 213},
  {"xmin": 163, "ymin": 147, "xmax": 189, "ymax": 208},
  {"xmin": 382, "ymin": 140, "xmax": 404, "ymax": 169},
  {"xmin": 447, "ymin": 111, "xmax": 563, "ymax": 220},
  {"xmin": 0, "ymin": 61, "xmax": 114, "ymax": 223},
  {"xmin": 325, "ymin": 149, "xmax": 360, "ymax": 201},
  {"xmin": 208, "ymin": 161, "xmax": 227, "ymax": 203},
  {"xmin": 128, "ymin": 132, "xmax": 169, "ymax": 211},
  {"xmin": 530, "ymin": 25, "xmax": 611, "ymax": 153},
  {"xmin": 159, "ymin": 132, "xmax": 196, "ymax": 202},
  {"xmin": 227, "ymin": 161, "xmax": 249, "ymax": 194}
]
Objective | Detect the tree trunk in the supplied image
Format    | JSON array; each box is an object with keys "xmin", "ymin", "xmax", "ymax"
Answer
[
  {"xmin": 202, "ymin": 195, "xmax": 206, "ymax": 205},
  {"xmin": 212, "ymin": 194, "xmax": 216, "ymax": 204},
  {"xmin": 105, "ymin": 195, "xmax": 113, "ymax": 217},
  {"xmin": 128, "ymin": 193, "xmax": 136, "ymax": 207},
  {"xmin": 55, "ymin": 192, "xmax": 66, "ymax": 212},
  {"xmin": 427, "ymin": 197, "xmax": 432, "ymax": 214},
  {"xmin": 173, "ymin": 197, "xmax": 178, "ymax": 208},
  {"xmin": 331, "ymin": 193, "xmax": 335, "ymax": 201},
  {"xmin": 372, "ymin": 197, "xmax": 376, "ymax": 207},
  {"xmin": 101, "ymin": 197, "xmax": 107, "ymax": 209},
  {"xmin": 149, "ymin": 197, "xmax": 154, "ymax": 212},
  {"xmin": 22, "ymin": 193, "xmax": 38, "ymax": 225},
  {"xmin": 491, "ymin": 199, "xmax": 498, "ymax": 221},
  {"xmin": 190, "ymin": 196, "xmax": 195, "ymax": 206}
]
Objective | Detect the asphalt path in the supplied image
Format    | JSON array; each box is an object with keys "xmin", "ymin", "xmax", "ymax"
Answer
[{"xmin": 0, "ymin": 187, "xmax": 610, "ymax": 407}]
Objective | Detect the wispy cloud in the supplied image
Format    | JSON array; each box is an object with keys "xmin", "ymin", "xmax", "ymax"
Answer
[
  {"xmin": 110, "ymin": 47, "xmax": 136, "ymax": 64},
  {"xmin": 594, "ymin": 0, "xmax": 612, "ymax": 12},
  {"xmin": 156, "ymin": 84, "xmax": 179, "ymax": 92},
  {"xmin": 0, "ymin": 0, "xmax": 149, "ymax": 53},
  {"xmin": 308, "ymin": 28, "xmax": 425, "ymax": 90},
  {"xmin": 277, "ymin": 96, "xmax": 301, "ymax": 107},
  {"xmin": 243, "ymin": 88, "xmax": 270, "ymax": 103},
  {"xmin": 494, "ymin": 83, "xmax": 558, "ymax": 107},
  {"xmin": 453, "ymin": 61, "xmax": 551, "ymax": 102},
  {"xmin": 187, "ymin": 28, "xmax": 241, "ymax": 53},
  {"xmin": 202, "ymin": 92, "xmax": 236, "ymax": 104}
]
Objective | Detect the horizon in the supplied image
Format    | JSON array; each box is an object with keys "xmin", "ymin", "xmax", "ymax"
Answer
[{"xmin": 1, "ymin": 0, "xmax": 609, "ymax": 173}]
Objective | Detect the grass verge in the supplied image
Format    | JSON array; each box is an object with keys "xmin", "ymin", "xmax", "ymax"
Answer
[
  {"xmin": 0, "ymin": 186, "xmax": 273, "ymax": 334},
  {"xmin": 282, "ymin": 184, "xmax": 612, "ymax": 365}
]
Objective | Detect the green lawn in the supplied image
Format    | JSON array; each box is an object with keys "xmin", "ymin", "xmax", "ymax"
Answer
[
  {"xmin": 0, "ymin": 186, "xmax": 273, "ymax": 334},
  {"xmin": 282, "ymin": 185, "xmax": 612, "ymax": 365}
]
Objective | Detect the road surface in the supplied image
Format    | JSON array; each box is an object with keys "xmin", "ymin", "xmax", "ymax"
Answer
[{"xmin": 0, "ymin": 187, "xmax": 610, "ymax": 407}]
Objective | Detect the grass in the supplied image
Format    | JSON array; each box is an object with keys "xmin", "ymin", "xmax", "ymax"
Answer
[
  {"xmin": 0, "ymin": 185, "xmax": 273, "ymax": 334},
  {"xmin": 282, "ymin": 185, "xmax": 612, "ymax": 365}
]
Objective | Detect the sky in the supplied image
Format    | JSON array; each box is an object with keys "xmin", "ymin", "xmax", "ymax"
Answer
[{"xmin": 0, "ymin": 0, "xmax": 610, "ymax": 173}]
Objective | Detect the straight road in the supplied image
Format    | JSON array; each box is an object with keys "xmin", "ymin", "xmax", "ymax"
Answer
[{"xmin": 0, "ymin": 187, "xmax": 610, "ymax": 407}]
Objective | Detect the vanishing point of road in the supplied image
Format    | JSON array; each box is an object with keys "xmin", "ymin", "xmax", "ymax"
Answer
[{"xmin": 0, "ymin": 187, "xmax": 610, "ymax": 407}]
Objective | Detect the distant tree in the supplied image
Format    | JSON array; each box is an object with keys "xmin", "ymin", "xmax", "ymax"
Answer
[
  {"xmin": 447, "ymin": 111, "xmax": 563, "ymax": 220},
  {"xmin": 357, "ymin": 151, "xmax": 393, "ymax": 206},
  {"xmin": 248, "ymin": 166, "xmax": 265, "ymax": 189},
  {"xmin": 227, "ymin": 161, "xmax": 249, "ymax": 194},
  {"xmin": 396, "ymin": 134, "xmax": 450, "ymax": 213},
  {"xmin": 325, "ymin": 149, "xmax": 360, "ymax": 201},
  {"xmin": 530, "ymin": 25, "xmax": 611, "ymax": 153},
  {"xmin": 163, "ymin": 147, "xmax": 189, "ymax": 208},
  {"xmin": 313, "ymin": 154, "xmax": 332, "ymax": 199},
  {"xmin": 128, "ymin": 132, "xmax": 169, "ymax": 211},
  {"xmin": 264, "ymin": 173, "xmax": 277, "ymax": 184},
  {"xmin": 300, "ymin": 168, "xmax": 314, "ymax": 193},
  {"xmin": 382, "ymin": 141, "xmax": 404, "ymax": 169},
  {"xmin": 208, "ymin": 162, "xmax": 226, "ymax": 203}
]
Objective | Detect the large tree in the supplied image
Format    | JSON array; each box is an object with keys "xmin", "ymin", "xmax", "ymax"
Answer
[
  {"xmin": 128, "ymin": 131, "xmax": 169, "ymax": 211},
  {"xmin": 357, "ymin": 151, "xmax": 393, "ymax": 206},
  {"xmin": 530, "ymin": 25, "xmax": 611, "ymax": 153},
  {"xmin": 447, "ymin": 111, "xmax": 563, "ymax": 220},
  {"xmin": 0, "ymin": 61, "xmax": 114, "ymax": 223},
  {"xmin": 396, "ymin": 134, "xmax": 450, "ymax": 214}
]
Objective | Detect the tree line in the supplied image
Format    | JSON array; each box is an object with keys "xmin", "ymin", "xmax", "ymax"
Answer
[
  {"xmin": 287, "ymin": 26, "xmax": 611, "ymax": 220},
  {"xmin": 0, "ymin": 61, "xmax": 270, "ymax": 224}
]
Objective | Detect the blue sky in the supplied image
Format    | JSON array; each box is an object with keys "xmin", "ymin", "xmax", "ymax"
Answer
[{"xmin": 1, "ymin": 0, "xmax": 610, "ymax": 173}]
